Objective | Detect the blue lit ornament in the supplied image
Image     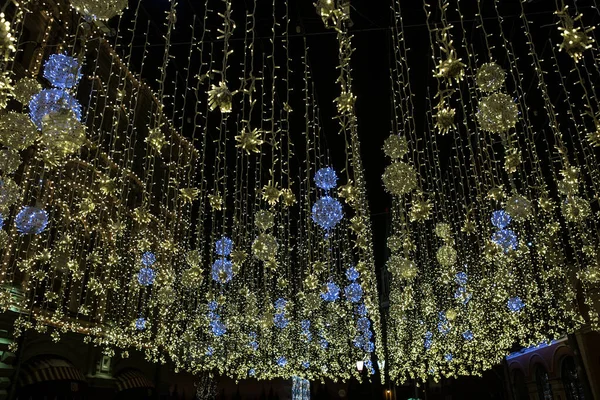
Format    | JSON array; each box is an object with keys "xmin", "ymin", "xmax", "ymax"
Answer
[
  {"xmin": 249, "ymin": 340, "xmax": 259, "ymax": 351},
  {"xmin": 364, "ymin": 341, "xmax": 375, "ymax": 353},
  {"xmin": 210, "ymin": 318, "xmax": 227, "ymax": 336},
  {"xmin": 208, "ymin": 301, "xmax": 218, "ymax": 311},
  {"xmin": 215, "ymin": 236, "xmax": 233, "ymax": 256},
  {"xmin": 455, "ymin": 272, "xmax": 467, "ymax": 286},
  {"xmin": 0, "ymin": 213, "xmax": 4, "ymax": 230},
  {"xmin": 508, "ymin": 296, "xmax": 525, "ymax": 312},
  {"xmin": 211, "ymin": 258, "xmax": 233, "ymax": 283},
  {"xmin": 320, "ymin": 338, "xmax": 329, "ymax": 349},
  {"xmin": 311, "ymin": 196, "xmax": 343, "ymax": 231},
  {"xmin": 43, "ymin": 54, "xmax": 82, "ymax": 89},
  {"xmin": 356, "ymin": 303, "xmax": 367, "ymax": 316},
  {"xmin": 424, "ymin": 331, "xmax": 433, "ymax": 350},
  {"xmin": 437, "ymin": 311, "xmax": 450, "ymax": 335},
  {"xmin": 445, "ymin": 354, "xmax": 453, "ymax": 362},
  {"xmin": 462, "ymin": 330, "xmax": 474, "ymax": 341},
  {"xmin": 357, "ymin": 317, "xmax": 370, "ymax": 332},
  {"xmin": 274, "ymin": 298, "xmax": 287, "ymax": 310},
  {"xmin": 274, "ymin": 312, "xmax": 289, "ymax": 329},
  {"xmin": 141, "ymin": 251, "xmax": 156, "ymax": 266},
  {"xmin": 353, "ymin": 335, "xmax": 366, "ymax": 349},
  {"xmin": 492, "ymin": 229, "xmax": 518, "ymax": 252},
  {"xmin": 276, "ymin": 356, "xmax": 287, "ymax": 367},
  {"xmin": 206, "ymin": 346, "xmax": 214, "ymax": 356},
  {"xmin": 29, "ymin": 88, "xmax": 82, "ymax": 130},
  {"xmin": 314, "ymin": 167, "xmax": 338, "ymax": 191},
  {"xmin": 135, "ymin": 317, "xmax": 146, "ymax": 331},
  {"xmin": 15, "ymin": 206, "xmax": 49, "ymax": 235},
  {"xmin": 320, "ymin": 281, "xmax": 340, "ymax": 302},
  {"xmin": 454, "ymin": 286, "xmax": 472, "ymax": 305},
  {"xmin": 346, "ymin": 266, "xmax": 360, "ymax": 282},
  {"xmin": 137, "ymin": 267, "xmax": 156, "ymax": 286},
  {"xmin": 302, "ymin": 361, "xmax": 310, "ymax": 369},
  {"xmin": 491, "ymin": 210, "xmax": 511, "ymax": 229},
  {"xmin": 344, "ymin": 282, "xmax": 363, "ymax": 303},
  {"xmin": 365, "ymin": 360, "xmax": 375, "ymax": 375}
]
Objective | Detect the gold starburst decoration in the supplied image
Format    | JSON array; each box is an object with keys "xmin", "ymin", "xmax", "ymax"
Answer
[
  {"xmin": 487, "ymin": 186, "xmax": 505, "ymax": 202},
  {"xmin": 208, "ymin": 81, "xmax": 233, "ymax": 113},
  {"xmin": 434, "ymin": 105, "xmax": 456, "ymax": 135},
  {"xmin": 208, "ymin": 193, "xmax": 223, "ymax": 211},
  {"xmin": 335, "ymin": 91, "xmax": 356, "ymax": 114},
  {"xmin": 262, "ymin": 184, "xmax": 280, "ymax": 206},
  {"xmin": 461, "ymin": 218, "xmax": 477, "ymax": 234},
  {"xmin": 410, "ymin": 198, "xmax": 432, "ymax": 222},
  {"xmin": 146, "ymin": 126, "xmax": 167, "ymax": 153},
  {"xmin": 556, "ymin": 7, "xmax": 594, "ymax": 63},
  {"xmin": 280, "ymin": 188, "xmax": 296, "ymax": 207},
  {"xmin": 435, "ymin": 56, "xmax": 465, "ymax": 83},
  {"xmin": 235, "ymin": 128, "xmax": 263, "ymax": 154},
  {"xmin": 231, "ymin": 250, "xmax": 247, "ymax": 266},
  {"xmin": 338, "ymin": 181, "xmax": 356, "ymax": 205},
  {"xmin": 562, "ymin": 196, "xmax": 591, "ymax": 223},
  {"xmin": 98, "ymin": 176, "xmax": 116, "ymax": 196},
  {"xmin": 180, "ymin": 188, "xmax": 199, "ymax": 203},
  {"xmin": 133, "ymin": 207, "xmax": 151, "ymax": 224}
]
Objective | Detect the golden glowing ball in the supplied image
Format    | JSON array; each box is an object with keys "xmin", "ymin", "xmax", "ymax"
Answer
[
  {"xmin": 387, "ymin": 235, "xmax": 403, "ymax": 252},
  {"xmin": 255, "ymin": 210, "xmax": 275, "ymax": 232},
  {"xmin": 382, "ymin": 161, "xmax": 418, "ymax": 196},
  {"xmin": 252, "ymin": 233, "xmax": 278, "ymax": 262},
  {"xmin": 436, "ymin": 245, "xmax": 457, "ymax": 267},
  {"xmin": 0, "ymin": 112, "xmax": 38, "ymax": 150},
  {"xmin": 435, "ymin": 223, "xmax": 453, "ymax": 241},
  {"xmin": 0, "ymin": 149, "xmax": 21, "ymax": 174},
  {"xmin": 14, "ymin": 78, "xmax": 41, "ymax": 104},
  {"xmin": 387, "ymin": 254, "xmax": 417, "ymax": 280},
  {"xmin": 383, "ymin": 134, "xmax": 409, "ymax": 159},
  {"xmin": 562, "ymin": 196, "xmax": 591, "ymax": 223},
  {"xmin": 477, "ymin": 93, "xmax": 519, "ymax": 134},
  {"xmin": 505, "ymin": 194, "xmax": 532, "ymax": 221},
  {"xmin": 69, "ymin": 0, "xmax": 129, "ymax": 20},
  {"xmin": 40, "ymin": 109, "xmax": 86, "ymax": 161},
  {"xmin": 476, "ymin": 63, "xmax": 505, "ymax": 93}
]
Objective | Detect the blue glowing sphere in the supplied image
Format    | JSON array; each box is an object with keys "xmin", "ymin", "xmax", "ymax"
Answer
[
  {"xmin": 208, "ymin": 301, "xmax": 219, "ymax": 311},
  {"xmin": 346, "ymin": 266, "xmax": 360, "ymax": 281},
  {"xmin": 137, "ymin": 267, "xmax": 156, "ymax": 286},
  {"xmin": 353, "ymin": 335, "xmax": 366, "ymax": 349},
  {"xmin": 492, "ymin": 229, "xmax": 518, "ymax": 252},
  {"xmin": 424, "ymin": 331, "xmax": 433, "ymax": 350},
  {"xmin": 206, "ymin": 346, "xmax": 214, "ymax": 356},
  {"xmin": 356, "ymin": 303, "xmax": 367, "ymax": 316},
  {"xmin": 43, "ymin": 54, "xmax": 82, "ymax": 89},
  {"xmin": 301, "ymin": 319, "xmax": 311, "ymax": 332},
  {"xmin": 274, "ymin": 297, "xmax": 287, "ymax": 310},
  {"xmin": 211, "ymin": 258, "xmax": 233, "ymax": 283},
  {"xmin": 344, "ymin": 282, "xmax": 363, "ymax": 303},
  {"xmin": 491, "ymin": 210, "xmax": 511, "ymax": 229},
  {"xmin": 215, "ymin": 236, "xmax": 233, "ymax": 256},
  {"xmin": 274, "ymin": 312, "xmax": 289, "ymax": 329},
  {"xmin": 311, "ymin": 196, "xmax": 343, "ymax": 231},
  {"xmin": 276, "ymin": 356, "xmax": 287, "ymax": 367},
  {"xmin": 135, "ymin": 317, "xmax": 146, "ymax": 331},
  {"xmin": 249, "ymin": 340, "xmax": 258, "ymax": 351},
  {"xmin": 320, "ymin": 281, "xmax": 340, "ymax": 302},
  {"xmin": 302, "ymin": 361, "xmax": 310, "ymax": 369},
  {"xmin": 0, "ymin": 213, "xmax": 4, "ymax": 230},
  {"xmin": 365, "ymin": 360, "xmax": 375, "ymax": 375},
  {"xmin": 29, "ymin": 88, "xmax": 82, "ymax": 130},
  {"xmin": 445, "ymin": 353, "xmax": 453, "ymax": 362},
  {"xmin": 210, "ymin": 318, "xmax": 227, "ymax": 336},
  {"xmin": 462, "ymin": 330, "xmax": 474, "ymax": 341},
  {"xmin": 320, "ymin": 338, "xmax": 329, "ymax": 349},
  {"xmin": 364, "ymin": 341, "xmax": 375, "ymax": 353},
  {"xmin": 455, "ymin": 271, "xmax": 468, "ymax": 286},
  {"xmin": 249, "ymin": 368, "xmax": 255, "ymax": 376},
  {"xmin": 314, "ymin": 167, "xmax": 338, "ymax": 191},
  {"xmin": 141, "ymin": 251, "xmax": 156, "ymax": 266},
  {"xmin": 454, "ymin": 286, "xmax": 472, "ymax": 305},
  {"xmin": 15, "ymin": 206, "xmax": 49, "ymax": 235},
  {"xmin": 357, "ymin": 317, "xmax": 371, "ymax": 332},
  {"xmin": 437, "ymin": 312, "xmax": 450, "ymax": 335},
  {"xmin": 508, "ymin": 296, "xmax": 525, "ymax": 312}
]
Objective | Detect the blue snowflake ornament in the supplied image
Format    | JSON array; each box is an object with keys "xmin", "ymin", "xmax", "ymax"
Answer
[
  {"xmin": 462, "ymin": 330, "xmax": 474, "ymax": 341},
  {"xmin": 135, "ymin": 317, "xmax": 146, "ymax": 331},
  {"xmin": 492, "ymin": 229, "xmax": 518, "ymax": 252},
  {"xmin": 276, "ymin": 356, "xmax": 287, "ymax": 367},
  {"xmin": 43, "ymin": 54, "xmax": 82, "ymax": 89},
  {"xmin": 346, "ymin": 266, "xmax": 360, "ymax": 281},
  {"xmin": 0, "ymin": 213, "xmax": 4, "ymax": 230},
  {"xmin": 274, "ymin": 312, "xmax": 289, "ymax": 329},
  {"xmin": 314, "ymin": 167, "xmax": 338, "ymax": 191},
  {"xmin": 29, "ymin": 88, "xmax": 82, "ymax": 130},
  {"xmin": 15, "ymin": 206, "xmax": 49, "ymax": 235},
  {"xmin": 137, "ymin": 267, "xmax": 156, "ymax": 286},
  {"xmin": 141, "ymin": 251, "xmax": 156, "ymax": 266},
  {"xmin": 274, "ymin": 297, "xmax": 287, "ymax": 310},
  {"xmin": 312, "ymin": 196, "xmax": 343, "ymax": 231}
]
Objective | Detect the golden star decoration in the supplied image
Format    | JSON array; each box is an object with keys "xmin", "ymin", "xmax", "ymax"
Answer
[{"xmin": 235, "ymin": 128, "xmax": 263, "ymax": 154}]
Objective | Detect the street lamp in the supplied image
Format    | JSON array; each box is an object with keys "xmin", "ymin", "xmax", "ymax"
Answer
[{"xmin": 356, "ymin": 361, "xmax": 364, "ymax": 372}]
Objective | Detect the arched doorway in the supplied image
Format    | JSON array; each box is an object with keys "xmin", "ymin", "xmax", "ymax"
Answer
[
  {"xmin": 114, "ymin": 369, "xmax": 155, "ymax": 400},
  {"xmin": 561, "ymin": 357, "xmax": 585, "ymax": 400},
  {"xmin": 512, "ymin": 369, "xmax": 529, "ymax": 400},
  {"xmin": 535, "ymin": 364, "xmax": 554, "ymax": 400},
  {"xmin": 16, "ymin": 356, "xmax": 87, "ymax": 400}
]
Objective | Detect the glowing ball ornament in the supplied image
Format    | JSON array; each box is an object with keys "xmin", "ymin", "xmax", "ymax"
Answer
[
  {"xmin": 274, "ymin": 298, "xmax": 287, "ymax": 310},
  {"xmin": 455, "ymin": 272, "xmax": 468, "ymax": 286},
  {"xmin": 211, "ymin": 258, "xmax": 233, "ymax": 283},
  {"xmin": 274, "ymin": 312, "xmax": 289, "ymax": 329},
  {"xmin": 43, "ymin": 54, "xmax": 82, "ymax": 89},
  {"xmin": 135, "ymin": 317, "xmax": 146, "ymax": 331},
  {"xmin": 251, "ymin": 233, "xmax": 278, "ymax": 262},
  {"xmin": 508, "ymin": 296, "xmax": 525, "ymax": 312},
  {"xmin": 15, "ymin": 206, "xmax": 49, "ymax": 235},
  {"xmin": 0, "ymin": 213, "xmax": 3, "ymax": 229},
  {"xmin": 424, "ymin": 331, "xmax": 433, "ymax": 350},
  {"xmin": 137, "ymin": 267, "xmax": 156, "ymax": 286},
  {"xmin": 13, "ymin": 78, "xmax": 41, "ymax": 104},
  {"xmin": 254, "ymin": 210, "xmax": 275, "ymax": 231},
  {"xmin": 505, "ymin": 194, "xmax": 532, "ymax": 221},
  {"xmin": 0, "ymin": 111, "xmax": 38, "ymax": 150},
  {"xmin": 314, "ymin": 167, "xmax": 338, "ymax": 191},
  {"xmin": 491, "ymin": 210, "xmax": 511, "ymax": 229},
  {"xmin": 344, "ymin": 282, "xmax": 363, "ymax": 303},
  {"xmin": 382, "ymin": 161, "xmax": 417, "ymax": 196},
  {"xmin": 462, "ymin": 330, "xmax": 474, "ymax": 341},
  {"xmin": 215, "ymin": 236, "xmax": 233, "ymax": 256},
  {"xmin": 437, "ymin": 245, "xmax": 457, "ymax": 267},
  {"xmin": 321, "ymin": 281, "xmax": 340, "ymax": 302},
  {"xmin": 0, "ymin": 13, "xmax": 15, "ymax": 61},
  {"xmin": 0, "ymin": 179, "xmax": 20, "ymax": 211},
  {"xmin": 562, "ymin": 196, "xmax": 591, "ymax": 223},
  {"xmin": 29, "ymin": 89, "xmax": 82, "ymax": 130},
  {"xmin": 492, "ymin": 229, "xmax": 518, "ymax": 252},
  {"xmin": 477, "ymin": 93, "xmax": 519, "ymax": 134},
  {"xmin": 141, "ymin": 251, "xmax": 156, "ymax": 267},
  {"xmin": 69, "ymin": 0, "xmax": 129, "ymax": 20},
  {"xmin": 311, "ymin": 196, "xmax": 343, "ymax": 231},
  {"xmin": 0, "ymin": 149, "xmax": 21, "ymax": 174},
  {"xmin": 210, "ymin": 319, "xmax": 227, "ymax": 336},
  {"xmin": 40, "ymin": 109, "xmax": 86, "ymax": 160},
  {"xmin": 346, "ymin": 266, "xmax": 360, "ymax": 282},
  {"xmin": 383, "ymin": 134, "xmax": 409, "ymax": 159},
  {"xmin": 276, "ymin": 356, "xmax": 288, "ymax": 367},
  {"xmin": 476, "ymin": 63, "xmax": 505, "ymax": 93},
  {"xmin": 387, "ymin": 255, "xmax": 417, "ymax": 280}
]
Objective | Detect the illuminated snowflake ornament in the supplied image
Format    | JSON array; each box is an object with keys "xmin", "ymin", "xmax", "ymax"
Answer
[
  {"xmin": 29, "ymin": 89, "xmax": 82, "ymax": 130},
  {"xmin": 215, "ymin": 236, "xmax": 233, "ymax": 257},
  {"xmin": 320, "ymin": 281, "xmax": 340, "ymax": 302},
  {"xmin": 274, "ymin": 312, "xmax": 289, "ymax": 329},
  {"xmin": 314, "ymin": 167, "xmax": 338, "ymax": 191},
  {"xmin": 211, "ymin": 258, "xmax": 233, "ymax": 283},
  {"xmin": 508, "ymin": 296, "xmax": 525, "ymax": 312},
  {"xmin": 311, "ymin": 196, "xmax": 343, "ymax": 231},
  {"xmin": 15, "ymin": 206, "xmax": 49, "ymax": 235},
  {"xmin": 276, "ymin": 356, "xmax": 288, "ymax": 367},
  {"xmin": 462, "ymin": 330, "xmax": 474, "ymax": 341},
  {"xmin": 43, "ymin": 54, "xmax": 82, "ymax": 89},
  {"xmin": 346, "ymin": 266, "xmax": 360, "ymax": 282},
  {"xmin": 137, "ymin": 267, "xmax": 156, "ymax": 286}
]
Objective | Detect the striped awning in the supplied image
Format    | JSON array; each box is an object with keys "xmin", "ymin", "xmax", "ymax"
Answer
[
  {"xmin": 19, "ymin": 357, "xmax": 86, "ymax": 387},
  {"xmin": 115, "ymin": 369, "xmax": 155, "ymax": 391}
]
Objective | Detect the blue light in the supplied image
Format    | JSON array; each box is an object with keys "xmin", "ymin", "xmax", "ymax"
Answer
[
  {"xmin": 135, "ymin": 317, "xmax": 146, "ymax": 331},
  {"xmin": 462, "ymin": 330, "xmax": 474, "ymax": 341},
  {"xmin": 356, "ymin": 303, "xmax": 367, "ymax": 316},
  {"xmin": 508, "ymin": 296, "xmax": 525, "ymax": 312},
  {"xmin": 215, "ymin": 236, "xmax": 233, "ymax": 256},
  {"xmin": 29, "ymin": 88, "xmax": 82, "ymax": 130},
  {"xmin": 353, "ymin": 335, "xmax": 366, "ymax": 349},
  {"xmin": 276, "ymin": 356, "xmax": 287, "ymax": 367},
  {"xmin": 208, "ymin": 301, "xmax": 219, "ymax": 311},
  {"xmin": 444, "ymin": 353, "xmax": 453, "ymax": 362},
  {"xmin": 454, "ymin": 286, "xmax": 472, "ymax": 305},
  {"xmin": 320, "ymin": 281, "xmax": 340, "ymax": 302},
  {"xmin": 491, "ymin": 210, "xmax": 511, "ymax": 229},
  {"xmin": 301, "ymin": 319, "xmax": 310, "ymax": 332},
  {"xmin": 455, "ymin": 271, "xmax": 468, "ymax": 286},
  {"xmin": 312, "ymin": 196, "xmax": 343, "ymax": 231},
  {"xmin": 346, "ymin": 266, "xmax": 360, "ymax": 281},
  {"xmin": 364, "ymin": 341, "xmax": 375, "ymax": 353},
  {"xmin": 141, "ymin": 251, "xmax": 156, "ymax": 266},
  {"xmin": 249, "ymin": 340, "xmax": 258, "ymax": 351},
  {"xmin": 365, "ymin": 360, "xmax": 375, "ymax": 375},
  {"xmin": 249, "ymin": 368, "xmax": 255, "ymax": 376},
  {"xmin": 492, "ymin": 229, "xmax": 518, "ymax": 252},
  {"xmin": 0, "ymin": 213, "xmax": 4, "ymax": 230},
  {"xmin": 43, "ymin": 54, "xmax": 82, "ymax": 89},
  {"xmin": 137, "ymin": 267, "xmax": 156, "ymax": 286},
  {"xmin": 357, "ymin": 317, "xmax": 370, "ymax": 332},
  {"xmin": 424, "ymin": 331, "xmax": 433, "ymax": 350},
  {"xmin": 302, "ymin": 361, "xmax": 310, "ymax": 369},
  {"xmin": 206, "ymin": 346, "xmax": 214, "ymax": 356},
  {"xmin": 344, "ymin": 282, "xmax": 363, "ymax": 303},
  {"xmin": 320, "ymin": 338, "xmax": 329, "ymax": 349},
  {"xmin": 211, "ymin": 258, "xmax": 233, "ymax": 283},
  {"xmin": 274, "ymin": 312, "xmax": 289, "ymax": 329},
  {"xmin": 15, "ymin": 206, "xmax": 49, "ymax": 235},
  {"xmin": 314, "ymin": 167, "xmax": 338, "ymax": 191},
  {"xmin": 210, "ymin": 318, "xmax": 227, "ymax": 336},
  {"xmin": 274, "ymin": 298, "xmax": 287, "ymax": 310}
]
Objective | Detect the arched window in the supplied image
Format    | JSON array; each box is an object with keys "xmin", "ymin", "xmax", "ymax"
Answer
[
  {"xmin": 535, "ymin": 365, "xmax": 554, "ymax": 400},
  {"xmin": 561, "ymin": 357, "xmax": 585, "ymax": 400},
  {"xmin": 512, "ymin": 369, "xmax": 529, "ymax": 400}
]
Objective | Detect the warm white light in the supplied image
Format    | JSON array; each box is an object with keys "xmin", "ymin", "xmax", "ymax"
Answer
[{"xmin": 356, "ymin": 361, "xmax": 364, "ymax": 372}]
